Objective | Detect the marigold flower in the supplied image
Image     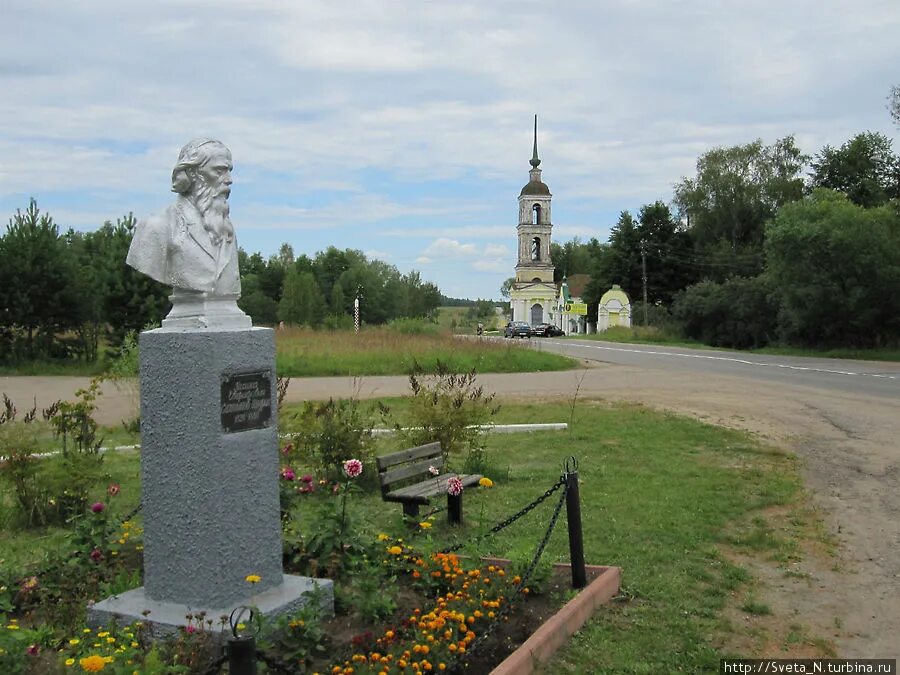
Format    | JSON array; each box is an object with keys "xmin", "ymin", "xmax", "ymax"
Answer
[
  {"xmin": 245, "ymin": 574, "xmax": 262, "ymax": 583},
  {"xmin": 377, "ymin": 533, "xmax": 390, "ymax": 541},
  {"xmin": 418, "ymin": 521, "xmax": 432, "ymax": 530},
  {"xmin": 79, "ymin": 654, "xmax": 107, "ymax": 671},
  {"xmin": 343, "ymin": 458, "xmax": 363, "ymax": 478},
  {"xmin": 388, "ymin": 546, "xmax": 403, "ymax": 555},
  {"xmin": 478, "ymin": 477, "xmax": 493, "ymax": 488}
]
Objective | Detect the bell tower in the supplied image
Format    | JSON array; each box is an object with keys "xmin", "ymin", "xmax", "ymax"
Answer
[{"xmin": 509, "ymin": 116, "xmax": 557, "ymax": 325}]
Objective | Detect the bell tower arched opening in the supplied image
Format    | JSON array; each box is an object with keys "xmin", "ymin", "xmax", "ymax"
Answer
[
  {"xmin": 531, "ymin": 236, "xmax": 541, "ymax": 261},
  {"xmin": 532, "ymin": 203, "xmax": 541, "ymax": 225}
]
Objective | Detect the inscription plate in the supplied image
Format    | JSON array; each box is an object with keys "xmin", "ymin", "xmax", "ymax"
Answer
[{"xmin": 220, "ymin": 370, "xmax": 272, "ymax": 433}]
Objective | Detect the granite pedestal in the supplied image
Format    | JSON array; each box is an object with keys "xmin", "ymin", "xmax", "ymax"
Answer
[{"xmin": 89, "ymin": 325, "xmax": 332, "ymax": 633}]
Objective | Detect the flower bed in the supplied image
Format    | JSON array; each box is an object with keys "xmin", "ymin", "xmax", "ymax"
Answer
[{"xmin": 292, "ymin": 543, "xmax": 620, "ymax": 675}]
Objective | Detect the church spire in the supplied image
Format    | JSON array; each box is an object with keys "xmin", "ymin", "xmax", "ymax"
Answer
[{"xmin": 530, "ymin": 114, "xmax": 541, "ymax": 168}]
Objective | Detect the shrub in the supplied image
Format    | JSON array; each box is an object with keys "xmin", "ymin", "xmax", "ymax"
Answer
[
  {"xmin": 672, "ymin": 276, "xmax": 776, "ymax": 349},
  {"xmin": 382, "ymin": 361, "xmax": 500, "ymax": 467},
  {"xmin": 286, "ymin": 398, "xmax": 375, "ymax": 480}
]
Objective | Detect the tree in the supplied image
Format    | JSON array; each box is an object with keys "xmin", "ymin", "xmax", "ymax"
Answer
[
  {"xmin": 90, "ymin": 214, "xmax": 170, "ymax": 348},
  {"xmin": 671, "ymin": 276, "xmax": 775, "ymax": 348},
  {"xmin": 278, "ymin": 267, "xmax": 325, "ymax": 326},
  {"xmin": 499, "ymin": 277, "xmax": 515, "ymax": 299},
  {"xmin": 809, "ymin": 132, "xmax": 900, "ymax": 208},
  {"xmin": 0, "ymin": 200, "xmax": 83, "ymax": 359},
  {"xmin": 765, "ymin": 189, "xmax": 900, "ymax": 347},
  {"xmin": 550, "ymin": 237, "xmax": 598, "ymax": 282},
  {"xmin": 674, "ymin": 137, "xmax": 807, "ymax": 266},
  {"xmin": 889, "ymin": 84, "xmax": 900, "ymax": 128},
  {"xmin": 635, "ymin": 202, "xmax": 696, "ymax": 304}
]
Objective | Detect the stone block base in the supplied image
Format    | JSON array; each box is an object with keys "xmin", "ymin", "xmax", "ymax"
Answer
[{"xmin": 88, "ymin": 575, "xmax": 333, "ymax": 638}]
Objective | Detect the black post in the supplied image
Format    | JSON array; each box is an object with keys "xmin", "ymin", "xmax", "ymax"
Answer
[
  {"xmin": 228, "ymin": 635, "xmax": 257, "ymax": 675},
  {"xmin": 448, "ymin": 493, "xmax": 463, "ymax": 524},
  {"xmin": 564, "ymin": 457, "xmax": 587, "ymax": 589}
]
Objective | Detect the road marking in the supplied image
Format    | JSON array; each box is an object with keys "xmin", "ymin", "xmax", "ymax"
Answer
[{"xmin": 548, "ymin": 342, "xmax": 900, "ymax": 381}]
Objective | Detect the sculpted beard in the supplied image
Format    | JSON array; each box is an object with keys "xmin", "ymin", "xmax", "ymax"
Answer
[{"xmin": 192, "ymin": 177, "xmax": 234, "ymax": 244}]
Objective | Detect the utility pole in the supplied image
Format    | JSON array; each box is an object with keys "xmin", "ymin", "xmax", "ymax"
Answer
[{"xmin": 641, "ymin": 241, "xmax": 648, "ymax": 327}]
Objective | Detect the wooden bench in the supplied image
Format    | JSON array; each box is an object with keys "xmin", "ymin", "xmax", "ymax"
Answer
[{"xmin": 376, "ymin": 442, "xmax": 483, "ymax": 524}]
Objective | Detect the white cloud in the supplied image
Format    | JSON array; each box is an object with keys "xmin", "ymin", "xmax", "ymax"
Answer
[
  {"xmin": 2, "ymin": 0, "xmax": 898, "ymax": 300},
  {"xmin": 422, "ymin": 238, "xmax": 478, "ymax": 258},
  {"xmin": 364, "ymin": 249, "xmax": 392, "ymax": 261}
]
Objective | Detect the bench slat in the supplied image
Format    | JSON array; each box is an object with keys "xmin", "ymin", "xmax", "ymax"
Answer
[
  {"xmin": 376, "ymin": 442, "xmax": 442, "ymax": 471},
  {"xmin": 385, "ymin": 473, "xmax": 483, "ymax": 503},
  {"xmin": 379, "ymin": 455, "xmax": 445, "ymax": 489}
]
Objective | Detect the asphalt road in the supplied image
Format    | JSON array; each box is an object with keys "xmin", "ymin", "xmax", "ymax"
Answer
[{"xmin": 528, "ymin": 337, "xmax": 900, "ymax": 401}]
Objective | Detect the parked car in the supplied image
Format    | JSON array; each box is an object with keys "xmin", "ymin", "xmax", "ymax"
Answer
[
  {"xmin": 504, "ymin": 321, "xmax": 533, "ymax": 338},
  {"xmin": 532, "ymin": 323, "xmax": 564, "ymax": 337}
]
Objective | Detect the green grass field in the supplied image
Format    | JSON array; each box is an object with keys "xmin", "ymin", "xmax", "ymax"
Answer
[
  {"xmin": 274, "ymin": 325, "xmax": 573, "ymax": 375},
  {"xmin": 1, "ymin": 398, "xmax": 830, "ymax": 671}
]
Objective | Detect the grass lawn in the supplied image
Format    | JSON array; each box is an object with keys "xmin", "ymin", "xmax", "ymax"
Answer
[
  {"xmin": 275, "ymin": 325, "xmax": 574, "ymax": 375},
  {"xmin": 0, "ymin": 397, "xmax": 831, "ymax": 672}
]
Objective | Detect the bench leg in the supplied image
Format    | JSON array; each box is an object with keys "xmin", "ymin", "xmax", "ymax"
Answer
[
  {"xmin": 448, "ymin": 493, "xmax": 462, "ymax": 525},
  {"xmin": 402, "ymin": 502, "xmax": 420, "ymax": 520}
]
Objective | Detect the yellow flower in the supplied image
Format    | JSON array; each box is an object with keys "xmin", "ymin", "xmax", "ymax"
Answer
[
  {"xmin": 79, "ymin": 654, "xmax": 107, "ymax": 671},
  {"xmin": 69, "ymin": 638, "xmax": 80, "ymax": 645},
  {"xmin": 377, "ymin": 533, "xmax": 389, "ymax": 541},
  {"xmin": 478, "ymin": 477, "xmax": 493, "ymax": 488},
  {"xmin": 388, "ymin": 546, "xmax": 403, "ymax": 555},
  {"xmin": 6, "ymin": 624, "xmax": 19, "ymax": 630},
  {"xmin": 66, "ymin": 658, "xmax": 76, "ymax": 666},
  {"xmin": 245, "ymin": 574, "xmax": 262, "ymax": 584},
  {"xmin": 418, "ymin": 521, "xmax": 432, "ymax": 530}
]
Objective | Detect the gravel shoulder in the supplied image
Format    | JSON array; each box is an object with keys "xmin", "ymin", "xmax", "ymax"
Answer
[{"xmin": 2, "ymin": 361, "xmax": 898, "ymax": 657}]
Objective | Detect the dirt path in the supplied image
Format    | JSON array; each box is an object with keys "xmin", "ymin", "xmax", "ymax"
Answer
[{"xmin": 2, "ymin": 366, "xmax": 897, "ymax": 657}]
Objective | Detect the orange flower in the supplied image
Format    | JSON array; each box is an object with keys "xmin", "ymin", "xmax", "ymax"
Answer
[{"xmin": 79, "ymin": 655, "xmax": 107, "ymax": 672}]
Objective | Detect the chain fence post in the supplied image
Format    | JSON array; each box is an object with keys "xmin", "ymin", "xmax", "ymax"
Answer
[
  {"xmin": 228, "ymin": 607, "xmax": 258, "ymax": 675},
  {"xmin": 564, "ymin": 456, "xmax": 587, "ymax": 589}
]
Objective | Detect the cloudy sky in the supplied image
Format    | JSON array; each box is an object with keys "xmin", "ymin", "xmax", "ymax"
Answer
[{"xmin": 2, "ymin": 1, "xmax": 898, "ymax": 300}]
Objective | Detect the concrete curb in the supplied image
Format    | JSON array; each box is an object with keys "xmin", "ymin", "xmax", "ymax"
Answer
[{"xmin": 490, "ymin": 563, "xmax": 622, "ymax": 675}]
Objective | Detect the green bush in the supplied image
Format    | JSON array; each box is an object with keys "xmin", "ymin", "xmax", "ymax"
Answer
[
  {"xmin": 286, "ymin": 398, "xmax": 375, "ymax": 480},
  {"xmin": 382, "ymin": 361, "xmax": 500, "ymax": 467},
  {"xmin": 672, "ymin": 276, "xmax": 776, "ymax": 349}
]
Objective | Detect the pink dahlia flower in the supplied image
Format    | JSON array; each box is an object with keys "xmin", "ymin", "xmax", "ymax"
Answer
[
  {"xmin": 343, "ymin": 459, "xmax": 363, "ymax": 478},
  {"xmin": 447, "ymin": 476, "xmax": 463, "ymax": 497}
]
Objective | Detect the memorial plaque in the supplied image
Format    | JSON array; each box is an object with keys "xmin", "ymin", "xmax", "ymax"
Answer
[{"xmin": 220, "ymin": 370, "xmax": 272, "ymax": 433}]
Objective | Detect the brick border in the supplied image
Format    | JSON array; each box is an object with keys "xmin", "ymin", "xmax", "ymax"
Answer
[{"xmin": 490, "ymin": 563, "xmax": 621, "ymax": 675}]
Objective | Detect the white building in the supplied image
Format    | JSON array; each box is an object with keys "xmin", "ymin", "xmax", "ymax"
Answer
[
  {"xmin": 509, "ymin": 116, "xmax": 557, "ymax": 326},
  {"xmin": 597, "ymin": 285, "xmax": 632, "ymax": 331}
]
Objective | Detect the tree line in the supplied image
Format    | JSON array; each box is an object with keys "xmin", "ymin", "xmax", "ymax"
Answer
[
  {"xmin": 0, "ymin": 210, "xmax": 442, "ymax": 364},
  {"xmin": 543, "ymin": 129, "xmax": 900, "ymax": 349}
]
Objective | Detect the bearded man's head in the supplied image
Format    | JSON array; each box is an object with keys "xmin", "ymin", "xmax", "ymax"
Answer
[{"xmin": 171, "ymin": 138, "xmax": 234, "ymax": 243}]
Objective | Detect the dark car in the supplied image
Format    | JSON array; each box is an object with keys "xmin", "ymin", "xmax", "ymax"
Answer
[
  {"xmin": 504, "ymin": 321, "xmax": 533, "ymax": 338},
  {"xmin": 532, "ymin": 323, "xmax": 564, "ymax": 337}
]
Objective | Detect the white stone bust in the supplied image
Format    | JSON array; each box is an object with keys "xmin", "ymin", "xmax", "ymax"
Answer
[{"xmin": 127, "ymin": 138, "xmax": 241, "ymax": 296}]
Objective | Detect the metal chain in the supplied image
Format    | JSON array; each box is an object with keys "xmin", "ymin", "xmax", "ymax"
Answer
[
  {"xmin": 441, "ymin": 475, "xmax": 566, "ymax": 553},
  {"xmin": 198, "ymin": 652, "xmax": 227, "ymax": 675},
  {"xmin": 448, "ymin": 483, "xmax": 569, "ymax": 673},
  {"xmin": 119, "ymin": 501, "xmax": 142, "ymax": 525},
  {"xmin": 256, "ymin": 648, "xmax": 298, "ymax": 673}
]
